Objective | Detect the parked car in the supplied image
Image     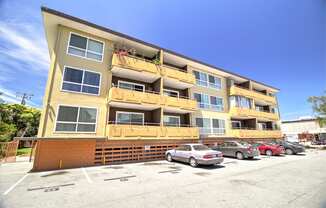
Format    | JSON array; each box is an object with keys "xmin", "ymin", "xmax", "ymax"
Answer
[
  {"xmin": 165, "ymin": 144, "xmax": 224, "ymax": 167},
  {"xmin": 253, "ymin": 143, "xmax": 285, "ymax": 156},
  {"xmin": 271, "ymin": 141, "xmax": 305, "ymax": 155},
  {"xmin": 211, "ymin": 141, "xmax": 260, "ymax": 160}
]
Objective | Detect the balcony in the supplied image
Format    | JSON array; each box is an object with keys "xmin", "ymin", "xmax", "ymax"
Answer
[
  {"xmin": 230, "ymin": 86, "xmax": 277, "ymax": 104},
  {"xmin": 108, "ymin": 87, "xmax": 197, "ymax": 112},
  {"xmin": 161, "ymin": 65, "xmax": 196, "ymax": 89},
  {"xmin": 230, "ymin": 107, "xmax": 279, "ymax": 120},
  {"xmin": 106, "ymin": 124, "xmax": 199, "ymax": 140},
  {"xmin": 230, "ymin": 129, "xmax": 282, "ymax": 139},
  {"xmin": 162, "ymin": 95, "xmax": 197, "ymax": 113},
  {"xmin": 111, "ymin": 54, "xmax": 161, "ymax": 82},
  {"xmin": 108, "ymin": 87, "xmax": 161, "ymax": 109}
]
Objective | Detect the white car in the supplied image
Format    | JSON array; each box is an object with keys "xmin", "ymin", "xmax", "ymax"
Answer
[{"xmin": 165, "ymin": 144, "xmax": 224, "ymax": 167}]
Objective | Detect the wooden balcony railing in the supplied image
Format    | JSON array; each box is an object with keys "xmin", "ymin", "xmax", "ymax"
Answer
[
  {"xmin": 161, "ymin": 65, "xmax": 196, "ymax": 85},
  {"xmin": 230, "ymin": 129, "xmax": 282, "ymax": 138},
  {"xmin": 108, "ymin": 87, "xmax": 197, "ymax": 112},
  {"xmin": 230, "ymin": 107, "xmax": 279, "ymax": 120},
  {"xmin": 106, "ymin": 124, "xmax": 199, "ymax": 140},
  {"xmin": 111, "ymin": 53, "xmax": 160, "ymax": 75}
]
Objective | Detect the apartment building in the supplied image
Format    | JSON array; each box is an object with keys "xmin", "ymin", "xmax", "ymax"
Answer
[{"xmin": 33, "ymin": 7, "xmax": 282, "ymax": 171}]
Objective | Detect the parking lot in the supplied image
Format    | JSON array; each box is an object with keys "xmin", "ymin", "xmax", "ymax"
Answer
[{"xmin": 1, "ymin": 149, "xmax": 326, "ymax": 208}]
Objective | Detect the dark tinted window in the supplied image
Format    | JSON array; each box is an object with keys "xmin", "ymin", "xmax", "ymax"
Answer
[{"xmin": 69, "ymin": 34, "xmax": 87, "ymax": 49}]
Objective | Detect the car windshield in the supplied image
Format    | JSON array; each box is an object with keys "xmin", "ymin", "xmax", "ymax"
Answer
[
  {"xmin": 193, "ymin": 145, "xmax": 210, "ymax": 151},
  {"xmin": 238, "ymin": 141, "xmax": 249, "ymax": 146}
]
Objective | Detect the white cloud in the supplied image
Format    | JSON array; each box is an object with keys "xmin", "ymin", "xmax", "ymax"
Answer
[{"xmin": 0, "ymin": 22, "xmax": 49, "ymax": 73}]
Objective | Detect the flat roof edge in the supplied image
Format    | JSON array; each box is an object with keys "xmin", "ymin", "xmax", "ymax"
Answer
[{"xmin": 41, "ymin": 6, "xmax": 279, "ymax": 91}]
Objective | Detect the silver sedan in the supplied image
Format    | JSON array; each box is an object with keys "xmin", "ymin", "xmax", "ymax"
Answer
[{"xmin": 165, "ymin": 144, "xmax": 224, "ymax": 167}]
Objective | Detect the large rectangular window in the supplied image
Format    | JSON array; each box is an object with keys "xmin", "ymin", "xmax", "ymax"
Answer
[
  {"xmin": 194, "ymin": 93, "xmax": 223, "ymax": 111},
  {"xmin": 55, "ymin": 106, "xmax": 97, "ymax": 132},
  {"xmin": 163, "ymin": 115, "xmax": 180, "ymax": 126},
  {"xmin": 196, "ymin": 118, "xmax": 225, "ymax": 135},
  {"xmin": 193, "ymin": 71, "xmax": 221, "ymax": 89},
  {"xmin": 230, "ymin": 96, "xmax": 252, "ymax": 109},
  {"xmin": 67, "ymin": 33, "xmax": 104, "ymax": 61},
  {"xmin": 116, "ymin": 111, "xmax": 144, "ymax": 125},
  {"xmin": 208, "ymin": 75, "xmax": 222, "ymax": 89},
  {"xmin": 62, "ymin": 67, "xmax": 100, "ymax": 95}
]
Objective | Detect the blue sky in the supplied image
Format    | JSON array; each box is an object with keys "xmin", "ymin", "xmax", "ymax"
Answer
[{"xmin": 0, "ymin": 0, "xmax": 325, "ymax": 120}]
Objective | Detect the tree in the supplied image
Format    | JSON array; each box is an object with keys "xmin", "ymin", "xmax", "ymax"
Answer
[
  {"xmin": 308, "ymin": 92, "xmax": 326, "ymax": 127},
  {"xmin": 0, "ymin": 103, "xmax": 41, "ymax": 142}
]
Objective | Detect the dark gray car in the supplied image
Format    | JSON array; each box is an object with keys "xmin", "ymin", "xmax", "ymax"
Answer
[
  {"xmin": 271, "ymin": 141, "xmax": 305, "ymax": 155},
  {"xmin": 212, "ymin": 141, "xmax": 260, "ymax": 160}
]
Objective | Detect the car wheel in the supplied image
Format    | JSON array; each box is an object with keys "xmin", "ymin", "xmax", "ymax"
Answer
[
  {"xmin": 285, "ymin": 148, "xmax": 294, "ymax": 155},
  {"xmin": 266, "ymin": 150, "xmax": 273, "ymax": 156},
  {"xmin": 189, "ymin": 157, "xmax": 198, "ymax": 167},
  {"xmin": 236, "ymin": 152, "xmax": 244, "ymax": 160},
  {"xmin": 166, "ymin": 153, "xmax": 173, "ymax": 162}
]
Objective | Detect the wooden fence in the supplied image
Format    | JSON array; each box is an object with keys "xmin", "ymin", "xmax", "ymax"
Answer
[
  {"xmin": 0, "ymin": 141, "xmax": 19, "ymax": 163},
  {"xmin": 95, "ymin": 139, "xmax": 197, "ymax": 165}
]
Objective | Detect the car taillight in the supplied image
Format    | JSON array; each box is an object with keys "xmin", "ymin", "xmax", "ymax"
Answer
[{"xmin": 203, "ymin": 154, "xmax": 214, "ymax": 159}]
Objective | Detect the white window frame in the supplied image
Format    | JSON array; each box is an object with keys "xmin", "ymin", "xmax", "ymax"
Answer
[
  {"xmin": 163, "ymin": 89, "xmax": 179, "ymax": 98},
  {"xmin": 163, "ymin": 115, "xmax": 180, "ymax": 126},
  {"xmin": 115, "ymin": 111, "xmax": 145, "ymax": 125},
  {"xmin": 66, "ymin": 32, "xmax": 105, "ymax": 62},
  {"xmin": 117, "ymin": 80, "xmax": 145, "ymax": 92},
  {"xmin": 193, "ymin": 70, "xmax": 222, "ymax": 90},
  {"xmin": 61, "ymin": 66, "xmax": 101, "ymax": 96},
  {"xmin": 210, "ymin": 95, "xmax": 224, "ymax": 111},
  {"xmin": 54, "ymin": 104, "xmax": 98, "ymax": 133},
  {"xmin": 194, "ymin": 93, "xmax": 224, "ymax": 111},
  {"xmin": 196, "ymin": 117, "xmax": 226, "ymax": 135}
]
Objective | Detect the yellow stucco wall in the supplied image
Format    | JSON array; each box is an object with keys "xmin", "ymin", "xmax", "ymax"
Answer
[{"xmin": 38, "ymin": 25, "xmax": 113, "ymax": 137}]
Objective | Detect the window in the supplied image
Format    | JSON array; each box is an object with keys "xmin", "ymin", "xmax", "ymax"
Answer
[
  {"xmin": 55, "ymin": 106, "xmax": 97, "ymax": 132},
  {"xmin": 208, "ymin": 75, "xmax": 221, "ymax": 89},
  {"xmin": 163, "ymin": 115, "xmax": 180, "ymax": 127},
  {"xmin": 194, "ymin": 93, "xmax": 210, "ymax": 109},
  {"xmin": 116, "ymin": 111, "xmax": 144, "ymax": 125},
  {"xmin": 67, "ymin": 33, "xmax": 104, "ymax": 61},
  {"xmin": 163, "ymin": 89, "xmax": 179, "ymax": 98},
  {"xmin": 230, "ymin": 96, "xmax": 252, "ymax": 109},
  {"xmin": 193, "ymin": 71, "xmax": 208, "ymax": 87},
  {"xmin": 196, "ymin": 118, "xmax": 225, "ymax": 135},
  {"xmin": 194, "ymin": 93, "xmax": 223, "ymax": 111},
  {"xmin": 231, "ymin": 121, "xmax": 241, "ymax": 129},
  {"xmin": 212, "ymin": 119, "xmax": 226, "ymax": 134},
  {"xmin": 193, "ymin": 71, "xmax": 221, "ymax": 89},
  {"xmin": 118, "ymin": 81, "xmax": 144, "ymax": 92},
  {"xmin": 176, "ymin": 145, "xmax": 190, "ymax": 151},
  {"xmin": 210, "ymin": 96, "xmax": 224, "ymax": 111},
  {"xmin": 62, "ymin": 67, "xmax": 100, "ymax": 95}
]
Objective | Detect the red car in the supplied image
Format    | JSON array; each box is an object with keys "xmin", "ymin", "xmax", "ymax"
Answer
[{"xmin": 253, "ymin": 143, "xmax": 285, "ymax": 156}]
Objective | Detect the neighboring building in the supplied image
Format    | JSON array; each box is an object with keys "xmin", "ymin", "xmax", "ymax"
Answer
[
  {"xmin": 33, "ymin": 7, "xmax": 282, "ymax": 170},
  {"xmin": 281, "ymin": 117, "xmax": 326, "ymax": 142}
]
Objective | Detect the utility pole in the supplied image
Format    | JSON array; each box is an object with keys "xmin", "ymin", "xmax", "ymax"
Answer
[{"xmin": 16, "ymin": 92, "xmax": 33, "ymax": 105}]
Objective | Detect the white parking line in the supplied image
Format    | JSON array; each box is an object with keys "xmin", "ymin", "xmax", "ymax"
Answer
[
  {"xmin": 3, "ymin": 174, "xmax": 28, "ymax": 195},
  {"xmin": 81, "ymin": 167, "xmax": 93, "ymax": 183}
]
